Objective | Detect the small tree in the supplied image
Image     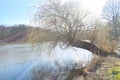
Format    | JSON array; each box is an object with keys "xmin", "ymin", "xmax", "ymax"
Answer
[
  {"xmin": 103, "ymin": 0, "xmax": 120, "ymax": 39},
  {"xmin": 33, "ymin": 0, "xmax": 89, "ymax": 44}
]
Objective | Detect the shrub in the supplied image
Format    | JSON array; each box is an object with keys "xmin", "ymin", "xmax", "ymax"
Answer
[{"xmin": 96, "ymin": 26, "xmax": 116, "ymax": 52}]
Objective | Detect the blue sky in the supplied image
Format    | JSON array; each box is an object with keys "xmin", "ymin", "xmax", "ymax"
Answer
[{"xmin": 0, "ymin": 0, "xmax": 45, "ymax": 25}]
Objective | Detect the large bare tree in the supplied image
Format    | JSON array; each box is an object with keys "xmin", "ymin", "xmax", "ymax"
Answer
[
  {"xmin": 103, "ymin": 0, "xmax": 120, "ymax": 39},
  {"xmin": 33, "ymin": 0, "xmax": 89, "ymax": 44}
]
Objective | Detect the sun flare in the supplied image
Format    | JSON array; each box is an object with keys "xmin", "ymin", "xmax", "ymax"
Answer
[{"xmin": 61, "ymin": 0, "xmax": 107, "ymax": 16}]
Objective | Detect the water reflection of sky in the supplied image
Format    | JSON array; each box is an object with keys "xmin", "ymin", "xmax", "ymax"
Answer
[{"xmin": 0, "ymin": 43, "xmax": 93, "ymax": 80}]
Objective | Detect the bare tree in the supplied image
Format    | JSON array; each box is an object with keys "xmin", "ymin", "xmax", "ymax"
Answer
[
  {"xmin": 103, "ymin": 0, "xmax": 120, "ymax": 39},
  {"xmin": 33, "ymin": 0, "xmax": 89, "ymax": 45}
]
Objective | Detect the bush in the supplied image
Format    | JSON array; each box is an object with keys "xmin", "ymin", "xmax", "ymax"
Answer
[{"xmin": 94, "ymin": 26, "xmax": 117, "ymax": 52}]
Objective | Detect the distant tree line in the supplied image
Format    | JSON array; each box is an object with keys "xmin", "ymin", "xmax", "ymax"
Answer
[{"xmin": 0, "ymin": 24, "xmax": 29, "ymax": 41}]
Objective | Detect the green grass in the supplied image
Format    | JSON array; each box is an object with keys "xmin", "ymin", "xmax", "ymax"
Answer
[{"xmin": 107, "ymin": 66, "xmax": 120, "ymax": 80}]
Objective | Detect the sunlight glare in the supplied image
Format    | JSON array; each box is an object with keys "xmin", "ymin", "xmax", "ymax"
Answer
[{"xmin": 61, "ymin": 0, "xmax": 107, "ymax": 16}]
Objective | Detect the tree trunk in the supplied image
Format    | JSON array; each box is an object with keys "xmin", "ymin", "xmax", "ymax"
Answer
[{"xmin": 72, "ymin": 40, "xmax": 116, "ymax": 57}]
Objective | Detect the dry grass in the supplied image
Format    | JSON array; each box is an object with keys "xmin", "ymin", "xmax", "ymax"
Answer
[
  {"xmin": 28, "ymin": 28, "xmax": 78, "ymax": 46},
  {"xmin": 96, "ymin": 27, "xmax": 117, "ymax": 52},
  {"xmin": 28, "ymin": 28, "xmax": 95, "ymax": 44},
  {"xmin": 28, "ymin": 28, "xmax": 61, "ymax": 43}
]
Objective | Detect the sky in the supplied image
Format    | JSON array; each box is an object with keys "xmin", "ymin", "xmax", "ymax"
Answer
[
  {"xmin": 81, "ymin": 0, "xmax": 107, "ymax": 16},
  {"xmin": 0, "ymin": 0, "xmax": 107, "ymax": 26},
  {"xmin": 62, "ymin": 0, "xmax": 107, "ymax": 15},
  {"xmin": 0, "ymin": 0, "xmax": 45, "ymax": 25}
]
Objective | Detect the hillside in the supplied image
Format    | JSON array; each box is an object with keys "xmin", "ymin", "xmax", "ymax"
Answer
[
  {"xmin": 0, "ymin": 25, "xmax": 59, "ymax": 43},
  {"xmin": 0, "ymin": 25, "xmax": 29, "ymax": 43}
]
